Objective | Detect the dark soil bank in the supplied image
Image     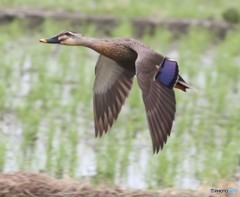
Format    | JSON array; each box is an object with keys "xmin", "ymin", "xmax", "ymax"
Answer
[{"xmin": 0, "ymin": 171, "xmax": 236, "ymax": 197}]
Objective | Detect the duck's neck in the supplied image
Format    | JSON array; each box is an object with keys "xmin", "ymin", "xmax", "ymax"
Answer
[
  {"xmin": 79, "ymin": 37, "xmax": 136, "ymax": 63},
  {"xmin": 82, "ymin": 38, "xmax": 107, "ymax": 52},
  {"xmin": 74, "ymin": 36, "xmax": 97, "ymax": 48}
]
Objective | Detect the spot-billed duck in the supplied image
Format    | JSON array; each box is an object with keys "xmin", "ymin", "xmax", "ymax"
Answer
[{"xmin": 40, "ymin": 31, "xmax": 195, "ymax": 153}]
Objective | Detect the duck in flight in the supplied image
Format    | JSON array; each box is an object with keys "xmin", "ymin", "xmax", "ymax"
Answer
[{"xmin": 40, "ymin": 31, "xmax": 194, "ymax": 153}]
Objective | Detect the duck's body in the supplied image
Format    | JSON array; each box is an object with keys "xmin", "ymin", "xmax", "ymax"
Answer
[{"xmin": 40, "ymin": 31, "xmax": 194, "ymax": 153}]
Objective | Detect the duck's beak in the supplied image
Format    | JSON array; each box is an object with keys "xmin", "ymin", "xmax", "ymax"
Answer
[{"xmin": 39, "ymin": 35, "xmax": 60, "ymax": 44}]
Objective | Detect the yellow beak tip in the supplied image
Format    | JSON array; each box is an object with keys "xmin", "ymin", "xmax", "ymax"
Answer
[{"xmin": 39, "ymin": 38, "xmax": 47, "ymax": 43}]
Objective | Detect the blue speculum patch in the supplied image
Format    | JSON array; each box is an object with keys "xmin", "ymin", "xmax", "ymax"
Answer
[{"xmin": 155, "ymin": 58, "xmax": 179, "ymax": 88}]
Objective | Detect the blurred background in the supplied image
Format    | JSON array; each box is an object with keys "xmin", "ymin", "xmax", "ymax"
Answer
[{"xmin": 0, "ymin": 0, "xmax": 240, "ymax": 190}]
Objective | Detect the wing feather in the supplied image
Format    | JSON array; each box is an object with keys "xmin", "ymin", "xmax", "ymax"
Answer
[
  {"xmin": 93, "ymin": 55, "xmax": 134, "ymax": 137},
  {"xmin": 136, "ymin": 53, "xmax": 176, "ymax": 153}
]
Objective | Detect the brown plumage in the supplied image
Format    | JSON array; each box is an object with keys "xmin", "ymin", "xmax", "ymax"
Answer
[{"xmin": 40, "ymin": 31, "xmax": 194, "ymax": 153}]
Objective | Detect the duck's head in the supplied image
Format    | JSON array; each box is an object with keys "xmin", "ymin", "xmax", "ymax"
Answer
[{"xmin": 39, "ymin": 31, "xmax": 86, "ymax": 46}]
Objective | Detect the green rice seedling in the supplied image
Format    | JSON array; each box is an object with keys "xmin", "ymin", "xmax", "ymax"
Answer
[
  {"xmin": 0, "ymin": 83, "xmax": 6, "ymax": 110},
  {"xmin": 67, "ymin": 126, "xmax": 79, "ymax": 177},
  {"xmin": 143, "ymin": 28, "xmax": 174, "ymax": 53},
  {"xmin": 112, "ymin": 22, "xmax": 133, "ymax": 38},
  {"xmin": 147, "ymin": 151, "xmax": 174, "ymax": 188},
  {"xmin": 17, "ymin": 108, "xmax": 41, "ymax": 165},
  {"xmin": 94, "ymin": 132, "xmax": 119, "ymax": 184},
  {"xmin": 178, "ymin": 28, "xmax": 213, "ymax": 77},
  {"xmin": 44, "ymin": 123, "xmax": 56, "ymax": 172},
  {"xmin": 55, "ymin": 131, "xmax": 68, "ymax": 178},
  {"xmin": 0, "ymin": 138, "xmax": 7, "ymax": 171}
]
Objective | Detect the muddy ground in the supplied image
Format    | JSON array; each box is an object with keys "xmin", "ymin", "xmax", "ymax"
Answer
[{"xmin": 0, "ymin": 171, "xmax": 238, "ymax": 197}]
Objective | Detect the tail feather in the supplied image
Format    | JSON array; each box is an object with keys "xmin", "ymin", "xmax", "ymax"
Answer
[{"xmin": 175, "ymin": 76, "xmax": 197, "ymax": 92}]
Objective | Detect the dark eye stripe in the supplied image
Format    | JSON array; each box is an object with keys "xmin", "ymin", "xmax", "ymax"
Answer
[{"xmin": 65, "ymin": 32, "xmax": 71, "ymax": 36}]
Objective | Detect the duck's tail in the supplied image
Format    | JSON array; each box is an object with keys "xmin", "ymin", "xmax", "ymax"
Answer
[{"xmin": 175, "ymin": 75, "xmax": 197, "ymax": 92}]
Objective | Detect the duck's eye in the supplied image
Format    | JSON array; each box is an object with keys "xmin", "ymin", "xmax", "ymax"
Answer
[{"xmin": 65, "ymin": 32, "xmax": 71, "ymax": 36}]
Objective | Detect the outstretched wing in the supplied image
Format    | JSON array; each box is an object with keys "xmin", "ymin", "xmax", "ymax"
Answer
[
  {"xmin": 93, "ymin": 55, "xmax": 134, "ymax": 137},
  {"xmin": 136, "ymin": 54, "xmax": 176, "ymax": 153}
]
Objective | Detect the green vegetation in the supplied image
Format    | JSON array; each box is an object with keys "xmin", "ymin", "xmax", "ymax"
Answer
[
  {"xmin": 0, "ymin": 3, "xmax": 240, "ymax": 189},
  {"xmin": 222, "ymin": 8, "xmax": 240, "ymax": 23},
  {"xmin": 1, "ymin": 0, "xmax": 240, "ymax": 19}
]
